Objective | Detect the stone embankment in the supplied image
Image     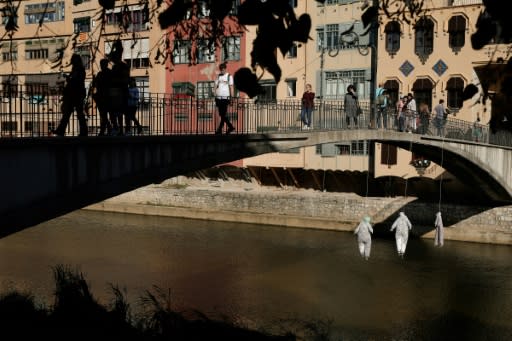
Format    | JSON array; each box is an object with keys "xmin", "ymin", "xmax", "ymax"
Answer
[{"xmin": 85, "ymin": 177, "xmax": 512, "ymax": 245}]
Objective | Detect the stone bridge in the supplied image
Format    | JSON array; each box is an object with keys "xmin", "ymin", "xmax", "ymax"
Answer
[{"xmin": 1, "ymin": 130, "xmax": 510, "ymax": 237}]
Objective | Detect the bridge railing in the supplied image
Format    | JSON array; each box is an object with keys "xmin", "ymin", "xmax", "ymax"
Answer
[{"xmin": 0, "ymin": 89, "xmax": 509, "ymax": 147}]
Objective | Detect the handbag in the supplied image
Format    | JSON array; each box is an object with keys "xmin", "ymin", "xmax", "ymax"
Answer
[{"xmin": 356, "ymin": 105, "xmax": 363, "ymax": 116}]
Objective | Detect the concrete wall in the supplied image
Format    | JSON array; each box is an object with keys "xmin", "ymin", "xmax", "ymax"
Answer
[{"xmin": 88, "ymin": 183, "xmax": 512, "ymax": 245}]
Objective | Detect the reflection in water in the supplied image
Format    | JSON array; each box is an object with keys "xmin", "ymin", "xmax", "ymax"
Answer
[{"xmin": 0, "ymin": 210, "xmax": 511, "ymax": 339}]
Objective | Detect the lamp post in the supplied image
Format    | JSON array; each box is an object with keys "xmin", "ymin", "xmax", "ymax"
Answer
[{"xmin": 369, "ymin": 0, "xmax": 379, "ymax": 129}]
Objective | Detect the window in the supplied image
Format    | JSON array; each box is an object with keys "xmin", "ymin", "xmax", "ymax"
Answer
[
  {"xmin": 2, "ymin": 51, "xmax": 17, "ymax": 61},
  {"xmin": 105, "ymin": 38, "xmax": 149, "ymax": 68},
  {"xmin": 172, "ymin": 40, "xmax": 190, "ymax": 64},
  {"xmin": 335, "ymin": 144, "xmax": 350, "ymax": 155},
  {"xmin": 197, "ymin": 39, "xmax": 215, "ymax": 63},
  {"xmin": 383, "ymin": 79, "xmax": 400, "ymax": 106},
  {"xmin": 412, "ymin": 78, "xmax": 433, "ymax": 110},
  {"xmin": 289, "ymin": 0, "xmax": 298, "ymax": 8},
  {"xmin": 24, "ymin": 2, "xmax": 65, "ymax": 24},
  {"xmin": 75, "ymin": 45, "xmax": 91, "ymax": 69},
  {"xmin": 258, "ymin": 81, "xmax": 277, "ymax": 102},
  {"xmin": 197, "ymin": 81, "xmax": 215, "ymax": 99},
  {"xmin": 26, "ymin": 82, "xmax": 49, "ymax": 96},
  {"xmin": 229, "ymin": 0, "xmax": 241, "ymax": 15},
  {"xmin": 380, "ymin": 144, "xmax": 397, "ymax": 165},
  {"xmin": 1, "ymin": 121, "xmax": 17, "ymax": 132},
  {"xmin": 414, "ymin": 17, "xmax": 434, "ymax": 63},
  {"xmin": 316, "ymin": 28, "xmax": 324, "ymax": 52},
  {"xmin": 73, "ymin": 0, "xmax": 91, "ymax": 4},
  {"xmin": 319, "ymin": 142, "xmax": 367, "ymax": 156},
  {"xmin": 1, "ymin": 5, "xmax": 18, "ymax": 27},
  {"xmin": 351, "ymin": 140, "xmax": 368, "ymax": 156},
  {"xmin": 2, "ymin": 77, "xmax": 18, "ymax": 98},
  {"xmin": 448, "ymin": 15, "xmax": 466, "ymax": 52},
  {"xmin": 134, "ymin": 76, "xmax": 149, "ymax": 108},
  {"xmin": 73, "ymin": 17, "xmax": 90, "ymax": 33},
  {"xmin": 325, "ymin": 24, "xmax": 339, "ymax": 50},
  {"xmin": 222, "ymin": 36, "xmax": 240, "ymax": 61},
  {"xmin": 287, "ymin": 43, "xmax": 297, "ymax": 58},
  {"xmin": 26, "ymin": 49, "xmax": 48, "ymax": 60},
  {"xmin": 385, "ymin": 21, "xmax": 400, "ymax": 55},
  {"xmin": 324, "ymin": 69, "xmax": 369, "ymax": 100},
  {"xmin": 285, "ymin": 79, "xmax": 296, "ymax": 97},
  {"xmin": 106, "ymin": 9, "xmax": 148, "ymax": 32},
  {"xmin": 446, "ymin": 77, "xmax": 464, "ymax": 110}
]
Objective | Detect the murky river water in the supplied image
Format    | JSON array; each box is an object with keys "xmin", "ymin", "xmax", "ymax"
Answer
[{"xmin": 1, "ymin": 210, "xmax": 511, "ymax": 339}]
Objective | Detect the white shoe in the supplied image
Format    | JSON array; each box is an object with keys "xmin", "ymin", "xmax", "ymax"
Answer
[{"xmin": 303, "ymin": 125, "xmax": 308, "ymax": 130}]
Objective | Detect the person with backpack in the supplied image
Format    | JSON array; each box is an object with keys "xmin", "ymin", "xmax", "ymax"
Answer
[
  {"xmin": 214, "ymin": 62, "xmax": 235, "ymax": 135},
  {"xmin": 376, "ymin": 89, "xmax": 388, "ymax": 129}
]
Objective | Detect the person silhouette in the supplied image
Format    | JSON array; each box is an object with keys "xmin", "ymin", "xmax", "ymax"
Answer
[
  {"xmin": 108, "ymin": 40, "xmax": 130, "ymax": 136},
  {"xmin": 125, "ymin": 77, "xmax": 143, "ymax": 135},
  {"xmin": 92, "ymin": 58, "xmax": 112, "ymax": 136},
  {"xmin": 52, "ymin": 54, "xmax": 87, "ymax": 136},
  {"xmin": 354, "ymin": 216, "xmax": 373, "ymax": 260},
  {"xmin": 390, "ymin": 211, "xmax": 412, "ymax": 257}
]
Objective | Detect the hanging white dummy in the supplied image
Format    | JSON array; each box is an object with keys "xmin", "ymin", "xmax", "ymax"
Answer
[
  {"xmin": 354, "ymin": 216, "xmax": 373, "ymax": 260},
  {"xmin": 390, "ymin": 211, "xmax": 412, "ymax": 257},
  {"xmin": 434, "ymin": 211, "xmax": 444, "ymax": 247}
]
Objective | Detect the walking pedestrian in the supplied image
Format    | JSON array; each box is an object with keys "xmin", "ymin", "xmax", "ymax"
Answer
[
  {"xmin": 125, "ymin": 78, "xmax": 143, "ymax": 135},
  {"xmin": 344, "ymin": 84, "xmax": 359, "ymax": 129},
  {"xmin": 354, "ymin": 216, "xmax": 373, "ymax": 260},
  {"xmin": 214, "ymin": 62, "xmax": 235, "ymax": 135},
  {"xmin": 109, "ymin": 40, "xmax": 130, "ymax": 136},
  {"xmin": 301, "ymin": 83, "xmax": 315, "ymax": 129},
  {"xmin": 390, "ymin": 211, "xmax": 412, "ymax": 257},
  {"xmin": 52, "ymin": 54, "xmax": 87, "ymax": 137},
  {"xmin": 91, "ymin": 58, "xmax": 112, "ymax": 136},
  {"xmin": 433, "ymin": 99, "xmax": 446, "ymax": 137}
]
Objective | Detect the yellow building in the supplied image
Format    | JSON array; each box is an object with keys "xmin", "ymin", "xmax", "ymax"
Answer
[
  {"xmin": 243, "ymin": 0, "xmax": 503, "ymax": 192},
  {"xmin": 0, "ymin": 0, "xmax": 166, "ymax": 95}
]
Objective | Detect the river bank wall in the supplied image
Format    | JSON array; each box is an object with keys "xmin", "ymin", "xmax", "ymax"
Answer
[{"xmin": 84, "ymin": 177, "xmax": 512, "ymax": 245}]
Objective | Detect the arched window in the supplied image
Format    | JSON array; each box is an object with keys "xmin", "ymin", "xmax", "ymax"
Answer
[
  {"xmin": 412, "ymin": 78, "xmax": 433, "ymax": 110},
  {"xmin": 385, "ymin": 21, "xmax": 400, "ymax": 55},
  {"xmin": 446, "ymin": 77, "xmax": 464, "ymax": 110},
  {"xmin": 414, "ymin": 18, "xmax": 434, "ymax": 63},
  {"xmin": 384, "ymin": 79, "xmax": 400, "ymax": 106},
  {"xmin": 448, "ymin": 15, "xmax": 466, "ymax": 52}
]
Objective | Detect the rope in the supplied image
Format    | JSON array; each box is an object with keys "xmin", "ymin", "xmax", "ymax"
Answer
[
  {"xmin": 438, "ymin": 137, "xmax": 445, "ymax": 212},
  {"xmin": 404, "ymin": 134, "xmax": 413, "ymax": 199}
]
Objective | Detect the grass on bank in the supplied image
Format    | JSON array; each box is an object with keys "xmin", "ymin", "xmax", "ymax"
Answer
[{"xmin": 0, "ymin": 264, "xmax": 305, "ymax": 340}]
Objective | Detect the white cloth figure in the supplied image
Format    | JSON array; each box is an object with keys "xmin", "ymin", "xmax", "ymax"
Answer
[
  {"xmin": 434, "ymin": 211, "xmax": 444, "ymax": 247},
  {"xmin": 354, "ymin": 216, "xmax": 373, "ymax": 260},
  {"xmin": 390, "ymin": 211, "xmax": 412, "ymax": 257}
]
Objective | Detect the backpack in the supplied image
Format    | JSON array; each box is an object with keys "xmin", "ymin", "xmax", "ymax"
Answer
[{"xmin": 377, "ymin": 94, "xmax": 386, "ymax": 108}]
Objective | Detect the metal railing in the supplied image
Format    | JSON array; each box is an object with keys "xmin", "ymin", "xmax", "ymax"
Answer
[{"xmin": 0, "ymin": 88, "xmax": 508, "ymax": 147}]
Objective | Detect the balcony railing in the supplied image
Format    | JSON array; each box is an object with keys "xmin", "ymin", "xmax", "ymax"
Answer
[{"xmin": 0, "ymin": 87, "xmax": 507, "ymax": 147}]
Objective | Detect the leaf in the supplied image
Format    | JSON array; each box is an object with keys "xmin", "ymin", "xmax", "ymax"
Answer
[
  {"xmin": 361, "ymin": 6, "xmax": 378, "ymax": 28},
  {"xmin": 158, "ymin": 0, "xmax": 189, "ymax": 30},
  {"xmin": 234, "ymin": 67, "xmax": 264, "ymax": 98},
  {"xmin": 462, "ymin": 84, "xmax": 479, "ymax": 101}
]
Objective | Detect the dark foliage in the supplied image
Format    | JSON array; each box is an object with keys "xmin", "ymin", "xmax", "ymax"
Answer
[{"xmin": 0, "ymin": 265, "xmax": 296, "ymax": 340}]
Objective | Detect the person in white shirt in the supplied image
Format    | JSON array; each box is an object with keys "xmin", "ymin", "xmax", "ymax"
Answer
[
  {"xmin": 214, "ymin": 63, "xmax": 235, "ymax": 135},
  {"xmin": 390, "ymin": 211, "xmax": 413, "ymax": 257},
  {"xmin": 354, "ymin": 216, "xmax": 373, "ymax": 260},
  {"xmin": 406, "ymin": 93, "xmax": 417, "ymax": 132}
]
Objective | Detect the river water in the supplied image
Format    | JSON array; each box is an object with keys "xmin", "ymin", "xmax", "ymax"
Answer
[{"xmin": 1, "ymin": 210, "xmax": 511, "ymax": 340}]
